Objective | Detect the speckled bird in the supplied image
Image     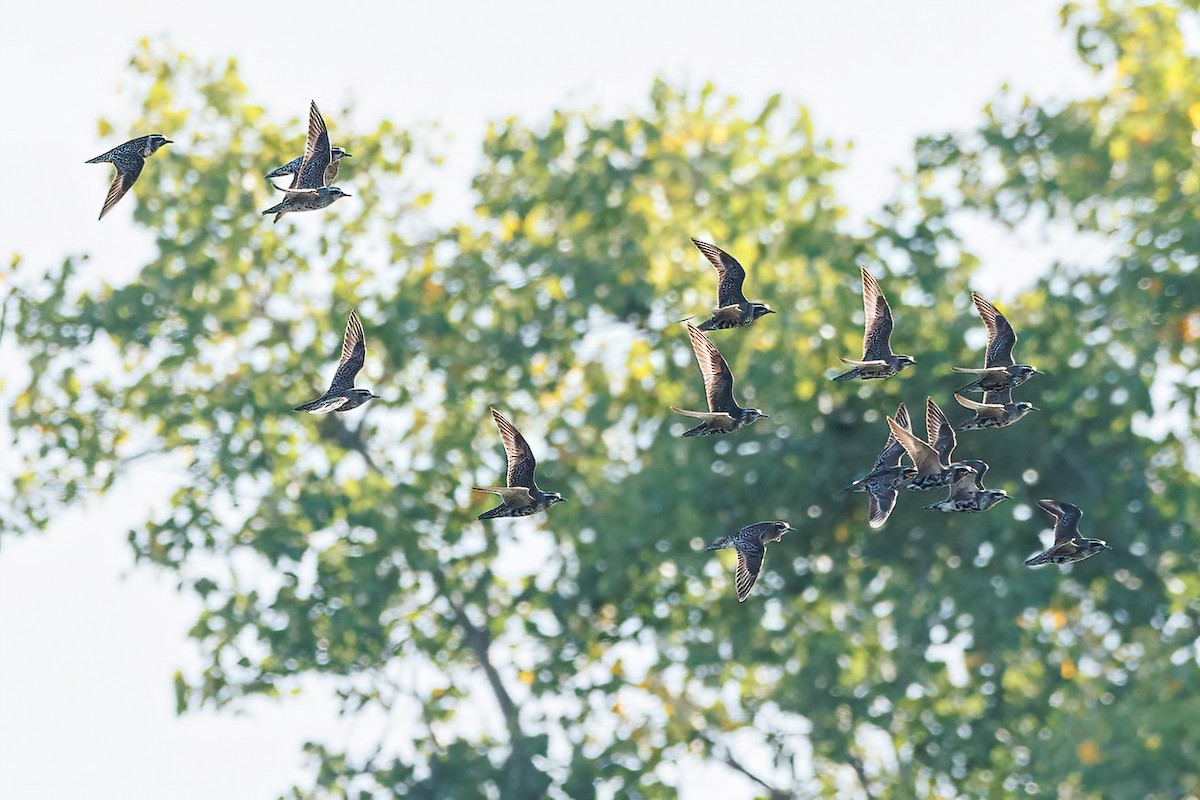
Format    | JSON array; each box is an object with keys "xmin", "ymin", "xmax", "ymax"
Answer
[
  {"xmin": 85, "ymin": 134, "xmax": 172, "ymax": 220},
  {"xmin": 924, "ymin": 459, "xmax": 1008, "ymax": 513},
  {"xmin": 954, "ymin": 389, "xmax": 1038, "ymax": 431},
  {"xmin": 832, "ymin": 265, "xmax": 916, "ymax": 381},
  {"xmin": 845, "ymin": 403, "xmax": 917, "ymax": 529},
  {"xmin": 887, "ymin": 397, "xmax": 967, "ymax": 491},
  {"xmin": 474, "ymin": 409, "xmax": 567, "ymax": 520},
  {"xmin": 293, "ymin": 309, "xmax": 379, "ymax": 413},
  {"xmin": 266, "ymin": 146, "xmax": 352, "ymax": 187},
  {"xmin": 262, "ymin": 101, "xmax": 351, "ymax": 223},
  {"xmin": 1025, "ymin": 500, "xmax": 1110, "ymax": 566},
  {"xmin": 952, "ymin": 292, "xmax": 1041, "ymax": 393},
  {"xmin": 706, "ymin": 521, "xmax": 796, "ymax": 602},
  {"xmin": 686, "ymin": 239, "xmax": 775, "ymax": 331},
  {"xmin": 671, "ymin": 324, "xmax": 768, "ymax": 436}
]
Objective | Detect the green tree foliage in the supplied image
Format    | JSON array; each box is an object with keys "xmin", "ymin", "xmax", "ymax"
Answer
[{"xmin": 5, "ymin": 4, "xmax": 1200, "ymax": 794}]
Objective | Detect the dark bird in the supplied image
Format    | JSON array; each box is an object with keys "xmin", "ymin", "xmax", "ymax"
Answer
[
  {"xmin": 266, "ymin": 146, "xmax": 352, "ymax": 186},
  {"xmin": 706, "ymin": 521, "xmax": 796, "ymax": 602},
  {"xmin": 473, "ymin": 409, "xmax": 567, "ymax": 520},
  {"xmin": 846, "ymin": 402, "xmax": 917, "ymax": 529},
  {"xmin": 262, "ymin": 101, "xmax": 351, "ymax": 223},
  {"xmin": 293, "ymin": 309, "xmax": 379, "ymax": 413},
  {"xmin": 1025, "ymin": 500, "xmax": 1110, "ymax": 566},
  {"xmin": 955, "ymin": 389, "xmax": 1038, "ymax": 431},
  {"xmin": 671, "ymin": 325, "xmax": 768, "ymax": 436},
  {"xmin": 952, "ymin": 292, "xmax": 1041, "ymax": 393},
  {"xmin": 886, "ymin": 397, "xmax": 968, "ymax": 491},
  {"xmin": 924, "ymin": 459, "xmax": 1009, "ymax": 513},
  {"xmin": 85, "ymin": 134, "xmax": 172, "ymax": 220},
  {"xmin": 832, "ymin": 265, "xmax": 916, "ymax": 381},
  {"xmin": 686, "ymin": 239, "xmax": 775, "ymax": 331}
]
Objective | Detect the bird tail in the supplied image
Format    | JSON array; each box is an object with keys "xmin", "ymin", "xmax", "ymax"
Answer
[
  {"xmin": 477, "ymin": 504, "xmax": 509, "ymax": 521},
  {"xmin": 705, "ymin": 535, "xmax": 735, "ymax": 551},
  {"xmin": 831, "ymin": 368, "xmax": 859, "ymax": 382}
]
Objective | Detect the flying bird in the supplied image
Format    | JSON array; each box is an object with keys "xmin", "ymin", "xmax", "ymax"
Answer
[
  {"xmin": 952, "ymin": 292, "xmax": 1041, "ymax": 393},
  {"xmin": 955, "ymin": 389, "xmax": 1038, "ymax": 431},
  {"xmin": 832, "ymin": 265, "xmax": 916, "ymax": 381},
  {"xmin": 266, "ymin": 146, "xmax": 352, "ymax": 187},
  {"xmin": 845, "ymin": 403, "xmax": 917, "ymax": 529},
  {"xmin": 685, "ymin": 239, "xmax": 775, "ymax": 331},
  {"xmin": 262, "ymin": 101, "xmax": 352, "ymax": 223},
  {"xmin": 473, "ymin": 409, "xmax": 567, "ymax": 520},
  {"xmin": 671, "ymin": 325, "xmax": 768, "ymax": 436},
  {"xmin": 706, "ymin": 521, "xmax": 796, "ymax": 602},
  {"xmin": 886, "ymin": 398, "xmax": 971, "ymax": 491},
  {"xmin": 85, "ymin": 134, "xmax": 172, "ymax": 220},
  {"xmin": 1025, "ymin": 500, "xmax": 1110, "ymax": 566},
  {"xmin": 924, "ymin": 459, "xmax": 1009, "ymax": 513},
  {"xmin": 293, "ymin": 309, "xmax": 379, "ymax": 413}
]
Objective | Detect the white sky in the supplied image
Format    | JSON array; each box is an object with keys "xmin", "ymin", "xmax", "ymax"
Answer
[{"xmin": 0, "ymin": 2, "xmax": 1101, "ymax": 798}]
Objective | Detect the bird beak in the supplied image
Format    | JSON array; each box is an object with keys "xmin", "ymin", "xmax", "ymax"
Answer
[
  {"xmin": 767, "ymin": 308, "xmax": 777, "ymax": 314},
  {"xmin": 760, "ymin": 413, "xmax": 770, "ymax": 419},
  {"xmin": 343, "ymin": 192, "xmax": 353, "ymax": 197},
  {"xmin": 163, "ymin": 139, "xmax": 174, "ymax": 144},
  {"xmin": 783, "ymin": 523, "xmax": 796, "ymax": 532},
  {"xmin": 1030, "ymin": 406, "xmax": 1041, "ymax": 412},
  {"xmin": 342, "ymin": 152, "xmax": 353, "ymax": 157}
]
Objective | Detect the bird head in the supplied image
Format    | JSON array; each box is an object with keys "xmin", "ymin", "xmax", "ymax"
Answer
[
  {"xmin": 896, "ymin": 355, "xmax": 917, "ymax": 369},
  {"xmin": 751, "ymin": 303, "xmax": 776, "ymax": 320},
  {"xmin": 331, "ymin": 147, "xmax": 353, "ymax": 160},
  {"xmin": 145, "ymin": 134, "xmax": 172, "ymax": 156},
  {"xmin": 1015, "ymin": 402, "xmax": 1039, "ymax": 416},
  {"xmin": 775, "ymin": 521, "xmax": 796, "ymax": 534},
  {"xmin": 1018, "ymin": 365, "xmax": 1041, "ymax": 378},
  {"xmin": 547, "ymin": 493, "xmax": 568, "ymax": 506},
  {"xmin": 327, "ymin": 187, "xmax": 352, "ymax": 198},
  {"xmin": 745, "ymin": 408, "xmax": 769, "ymax": 423}
]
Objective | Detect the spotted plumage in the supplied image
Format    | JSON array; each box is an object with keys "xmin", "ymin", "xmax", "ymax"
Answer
[
  {"xmin": 846, "ymin": 403, "xmax": 916, "ymax": 529},
  {"xmin": 924, "ymin": 460, "xmax": 1008, "ymax": 513},
  {"xmin": 474, "ymin": 409, "xmax": 567, "ymax": 520},
  {"xmin": 687, "ymin": 239, "xmax": 775, "ymax": 331},
  {"xmin": 887, "ymin": 397, "xmax": 965, "ymax": 491},
  {"xmin": 266, "ymin": 146, "xmax": 352, "ymax": 186},
  {"xmin": 952, "ymin": 292, "xmax": 1041, "ymax": 393},
  {"xmin": 671, "ymin": 325, "xmax": 768, "ymax": 436},
  {"xmin": 1025, "ymin": 499, "xmax": 1110, "ymax": 566},
  {"xmin": 955, "ymin": 389, "xmax": 1038, "ymax": 431},
  {"xmin": 293, "ymin": 309, "xmax": 379, "ymax": 413},
  {"xmin": 85, "ymin": 134, "xmax": 172, "ymax": 220},
  {"xmin": 262, "ymin": 101, "xmax": 351, "ymax": 222},
  {"xmin": 706, "ymin": 521, "xmax": 795, "ymax": 602},
  {"xmin": 833, "ymin": 265, "xmax": 916, "ymax": 381}
]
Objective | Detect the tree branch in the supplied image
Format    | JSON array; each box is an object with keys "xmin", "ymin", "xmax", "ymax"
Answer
[{"xmin": 696, "ymin": 731, "xmax": 793, "ymax": 800}]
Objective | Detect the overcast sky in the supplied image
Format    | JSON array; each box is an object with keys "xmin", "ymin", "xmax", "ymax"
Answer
[{"xmin": 0, "ymin": 3, "xmax": 1100, "ymax": 798}]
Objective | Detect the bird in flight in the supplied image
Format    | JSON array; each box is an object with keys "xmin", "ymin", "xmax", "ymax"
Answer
[
  {"xmin": 266, "ymin": 146, "xmax": 352, "ymax": 187},
  {"xmin": 845, "ymin": 402, "xmax": 917, "ymax": 529},
  {"xmin": 85, "ymin": 134, "xmax": 172, "ymax": 220},
  {"xmin": 924, "ymin": 459, "xmax": 1008, "ymax": 513},
  {"xmin": 832, "ymin": 265, "xmax": 916, "ymax": 381},
  {"xmin": 706, "ymin": 521, "xmax": 796, "ymax": 602},
  {"xmin": 955, "ymin": 389, "xmax": 1038, "ymax": 431},
  {"xmin": 1025, "ymin": 499, "xmax": 1110, "ymax": 566},
  {"xmin": 474, "ymin": 409, "xmax": 567, "ymax": 520},
  {"xmin": 671, "ymin": 325, "xmax": 768, "ymax": 436},
  {"xmin": 293, "ymin": 309, "xmax": 379, "ymax": 413},
  {"xmin": 952, "ymin": 292, "xmax": 1041, "ymax": 393},
  {"xmin": 886, "ymin": 397, "xmax": 973, "ymax": 491},
  {"xmin": 262, "ymin": 101, "xmax": 351, "ymax": 223},
  {"xmin": 685, "ymin": 239, "xmax": 775, "ymax": 331}
]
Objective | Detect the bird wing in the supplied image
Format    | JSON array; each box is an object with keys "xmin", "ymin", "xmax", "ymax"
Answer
[
  {"xmin": 293, "ymin": 393, "xmax": 351, "ymax": 414},
  {"xmin": 686, "ymin": 324, "xmax": 738, "ymax": 414},
  {"xmin": 327, "ymin": 309, "xmax": 366, "ymax": 393},
  {"xmin": 472, "ymin": 486, "xmax": 534, "ymax": 506},
  {"xmin": 955, "ymin": 392, "xmax": 1004, "ymax": 418},
  {"xmin": 1038, "ymin": 499, "xmax": 1083, "ymax": 546},
  {"xmin": 294, "ymin": 100, "xmax": 333, "ymax": 190},
  {"xmin": 973, "ymin": 292, "xmax": 1017, "ymax": 367},
  {"xmin": 982, "ymin": 387, "xmax": 1012, "ymax": 406},
  {"xmin": 860, "ymin": 267, "xmax": 896, "ymax": 361},
  {"xmin": 97, "ymin": 157, "xmax": 145, "ymax": 220},
  {"xmin": 868, "ymin": 485, "xmax": 899, "ymax": 529},
  {"xmin": 734, "ymin": 541, "xmax": 766, "ymax": 602},
  {"xmin": 887, "ymin": 415, "xmax": 941, "ymax": 474},
  {"xmin": 925, "ymin": 397, "xmax": 957, "ymax": 466},
  {"xmin": 872, "ymin": 402, "xmax": 910, "ymax": 471},
  {"xmin": 692, "ymin": 239, "xmax": 748, "ymax": 308},
  {"xmin": 491, "ymin": 408, "xmax": 538, "ymax": 490},
  {"xmin": 945, "ymin": 466, "xmax": 979, "ymax": 501}
]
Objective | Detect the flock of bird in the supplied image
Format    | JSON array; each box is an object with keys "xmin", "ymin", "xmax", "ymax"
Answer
[{"xmin": 84, "ymin": 100, "xmax": 1111, "ymax": 603}]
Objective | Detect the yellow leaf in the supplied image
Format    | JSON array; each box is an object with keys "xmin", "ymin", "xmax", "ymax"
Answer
[
  {"xmin": 1060, "ymin": 658, "xmax": 1077, "ymax": 680},
  {"xmin": 1077, "ymin": 740, "xmax": 1100, "ymax": 765},
  {"xmin": 518, "ymin": 670, "xmax": 534, "ymax": 686}
]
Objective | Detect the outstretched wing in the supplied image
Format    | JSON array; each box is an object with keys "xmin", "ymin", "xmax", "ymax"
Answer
[
  {"xmin": 887, "ymin": 415, "xmax": 941, "ymax": 473},
  {"xmin": 860, "ymin": 266, "xmax": 895, "ymax": 361},
  {"xmin": 872, "ymin": 402, "xmax": 910, "ymax": 471},
  {"xmin": 692, "ymin": 239, "xmax": 748, "ymax": 308},
  {"xmin": 294, "ymin": 100, "xmax": 333, "ymax": 190},
  {"xmin": 925, "ymin": 397, "xmax": 957, "ymax": 466},
  {"xmin": 491, "ymin": 408, "xmax": 538, "ymax": 490},
  {"xmin": 686, "ymin": 324, "xmax": 737, "ymax": 414},
  {"xmin": 982, "ymin": 387, "xmax": 1012, "ymax": 406},
  {"xmin": 955, "ymin": 392, "xmax": 1004, "ymax": 418},
  {"xmin": 973, "ymin": 292, "xmax": 1017, "ymax": 367},
  {"xmin": 327, "ymin": 309, "xmax": 366, "ymax": 393},
  {"xmin": 1038, "ymin": 499, "xmax": 1083, "ymax": 545},
  {"xmin": 734, "ymin": 541, "xmax": 766, "ymax": 602},
  {"xmin": 97, "ymin": 157, "xmax": 145, "ymax": 220}
]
